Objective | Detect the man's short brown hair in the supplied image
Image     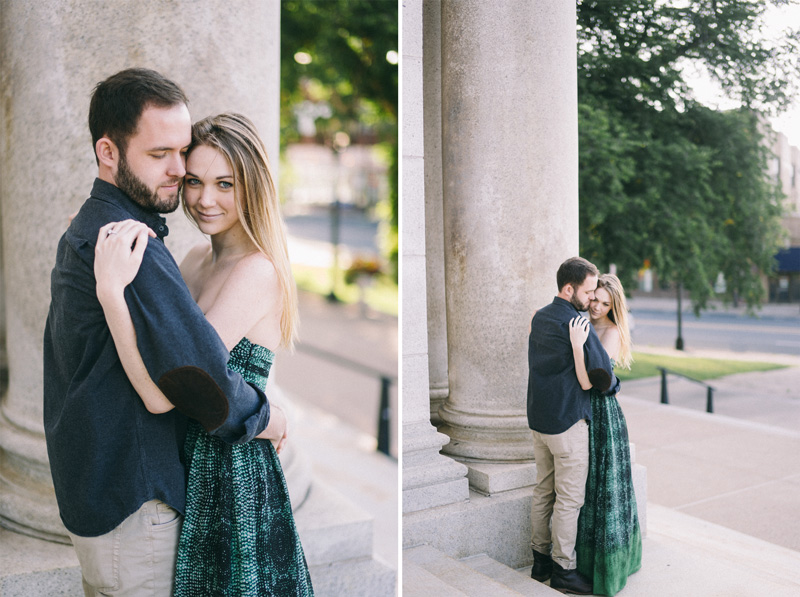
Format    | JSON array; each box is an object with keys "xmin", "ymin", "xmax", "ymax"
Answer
[{"xmin": 557, "ymin": 256, "xmax": 599, "ymax": 291}]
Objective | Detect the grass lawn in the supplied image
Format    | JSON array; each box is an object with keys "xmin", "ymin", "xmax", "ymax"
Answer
[
  {"xmin": 292, "ymin": 263, "xmax": 398, "ymax": 316},
  {"xmin": 616, "ymin": 351, "xmax": 787, "ymax": 382}
]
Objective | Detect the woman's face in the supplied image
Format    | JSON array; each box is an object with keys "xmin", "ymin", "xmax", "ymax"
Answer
[
  {"xmin": 183, "ymin": 145, "xmax": 241, "ymax": 236},
  {"xmin": 589, "ymin": 286, "xmax": 613, "ymax": 321}
]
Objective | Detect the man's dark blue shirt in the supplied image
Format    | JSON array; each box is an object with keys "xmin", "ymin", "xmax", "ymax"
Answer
[
  {"xmin": 527, "ymin": 296, "xmax": 617, "ymax": 435},
  {"xmin": 43, "ymin": 178, "xmax": 271, "ymax": 537}
]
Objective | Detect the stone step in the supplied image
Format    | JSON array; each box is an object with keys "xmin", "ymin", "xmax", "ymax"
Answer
[
  {"xmin": 403, "ymin": 544, "xmax": 524, "ymax": 596},
  {"xmin": 294, "ymin": 479, "xmax": 374, "ymax": 565},
  {"xmin": 462, "ymin": 553, "xmax": 561, "ymax": 595},
  {"xmin": 0, "ymin": 567, "xmax": 82, "ymax": 597},
  {"xmin": 309, "ymin": 554, "xmax": 396, "ymax": 596},
  {"xmin": 403, "ymin": 559, "xmax": 468, "ymax": 596},
  {"xmin": 621, "ymin": 504, "xmax": 800, "ymax": 596},
  {"xmin": 0, "ymin": 524, "xmax": 80, "ymax": 596},
  {"xmin": 295, "ymin": 480, "xmax": 396, "ymax": 596},
  {"xmin": 405, "ymin": 500, "xmax": 800, "ymax": 596}
]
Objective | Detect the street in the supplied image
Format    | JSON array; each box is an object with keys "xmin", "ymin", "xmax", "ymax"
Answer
[
  {"xmin": 629, "ymin": 301, "xmax": 800, "ymax": 355},
  {"xmin": 285, "ymin": 204, "xmax": 381, "ymax": 254}
]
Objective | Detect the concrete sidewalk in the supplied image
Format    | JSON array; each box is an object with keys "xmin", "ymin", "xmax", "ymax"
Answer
[
  {"xmin": 621, "ymin": 391, "xmax": 800, "ymax": 552},
  {"xmin": 618, "ymin": 347, "xmax": 800, "ymax": 553},
  {"xmin": 615, "ymin": 503, "xmax": 800, "ymax": 596},
  {"xmin": 274, "ymin": 290, "xmax": 399, "ymax": 457},
  {"xmin": 283, "ymin": 226, "xmax": 399, "ymax": 458},
  {"xmin": 621, "ymin": 350, "xmax": 800, "ymax": 431}
]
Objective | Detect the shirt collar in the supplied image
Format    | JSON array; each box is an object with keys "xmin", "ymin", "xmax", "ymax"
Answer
[
  {"xmin": 90, "ymin": 178, "xmax": 170, "ymax": 240},
  {"xmin": 553, "ymin": 296, "xmax": 580, "ymax": 313}
]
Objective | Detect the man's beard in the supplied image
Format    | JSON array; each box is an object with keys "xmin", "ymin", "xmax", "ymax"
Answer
[
  {"xmin": 116, "ymin": 152, "xmax": 180, "ymax": 214},
  {"xmin": 570, "ymin": 291, "xmax": 588, "ymax": 312}
]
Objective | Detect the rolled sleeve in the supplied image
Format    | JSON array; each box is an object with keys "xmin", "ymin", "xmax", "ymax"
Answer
[
  {"xmin": 124, "ymin": 237, "xmax": 270, "ymax": 443},
  {"xmin": 584, "ymin": 328, "xmax": 617, "ymax": 393}
]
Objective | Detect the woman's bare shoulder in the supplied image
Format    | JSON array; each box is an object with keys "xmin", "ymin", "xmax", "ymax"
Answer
[
  {"xmin": 228, "ymin": 251, "xmax": 279, "ymax": 292},
  {"xmin": 598, "ymin": 323, "xmax": 621, "ymax": 355}
]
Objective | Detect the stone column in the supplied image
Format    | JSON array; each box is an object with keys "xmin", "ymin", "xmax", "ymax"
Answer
[
  {"xmin": 437, "ymin": 0, "xmax": 579, "ymax": 484},
  {"xmin": 423, "ymin": 0, "xmax": 450, "ymax": 425},
  {"xmin": 402, "ymin": 0, "xmax": 469, "ymax": 514},
  {"xmin": 0, "ymin": 0, "xmax": 302, "ymax": 542}
]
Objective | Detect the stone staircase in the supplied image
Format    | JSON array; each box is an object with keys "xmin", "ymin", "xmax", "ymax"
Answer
[
  {"xmin": 403, "ymin": 502, "xmax": 800, "ymax": 596},
  {"xmin": 0, "ymin": 479, "xmax": 393, "ymax": 597},
  {"xmin": 298, "ymin": 481, "xmax": 395, "ymax": 596},
  {"xmin": 404, "ymin": 544, "xmax": 560, "ymax": 596},
  {"xmin": 0, "ymin": 393, "xmax": 397, "ymax": 597}
]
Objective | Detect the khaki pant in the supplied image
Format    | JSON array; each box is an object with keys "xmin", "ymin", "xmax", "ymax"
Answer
[
  {"xmin": 530, "ymin": 419, "xmax": 589, "ymax": 570},
  {"xmin": 68, "ymin": 499, "xmax": 182, "ymax": 596}
]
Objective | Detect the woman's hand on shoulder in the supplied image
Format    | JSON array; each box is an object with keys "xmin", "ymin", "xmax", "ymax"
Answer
[
  {"xmin": 94, "ymin": 220, "xmax": 155, "ymax": 304},
  {"xmin": 569, "ymin": 316, "xmax": 590, "ymax": 348}
]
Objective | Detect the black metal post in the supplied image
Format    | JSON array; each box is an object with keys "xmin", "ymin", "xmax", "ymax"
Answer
[
  {"xmin": 706, "ymin": 387, "xmax": 714, "ymax": 413},
  {"xmin": 327, "ymin": 198, "xmax": 341, "ymax": 302},
  {"xmin": 675, "ymin": 282, "xmax": 684, "ymax": 350},
  {"xmin": 660, "ymin": 368, "xmax": 669, "ymax": 404},
  {"xmin": 377, "ymin": 376, "xmax": 391, "ymax": 455}
]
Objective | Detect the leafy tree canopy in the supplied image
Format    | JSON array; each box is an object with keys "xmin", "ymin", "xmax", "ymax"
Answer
[
  {"xmin": 280, "ymin": 0, "xmax": 398, "ymax": 277},
  {"xmin": 577, "ymin": 0, "xmax": 799, "ymax": 311},
  {"xmin": 281, "ymin": 0, "xmax": 398, "ymax": 144}
]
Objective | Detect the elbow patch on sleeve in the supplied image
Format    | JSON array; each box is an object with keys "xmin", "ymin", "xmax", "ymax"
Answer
[
  {"xmin": 588, "ymin": 368, "xmax": 612, "ymax": 392},
  {"xmin": 158, "ymin": 366, "xmax": 229, "ymax": 432}
]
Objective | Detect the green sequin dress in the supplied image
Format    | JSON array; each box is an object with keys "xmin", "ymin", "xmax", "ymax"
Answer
[
  {"xmin": 174, "ymin": 338, "xmax": 314, "ymax": 597},
  {"xmin": 575, "ymin": 365, "xmax": 642, "ymax": 596}
]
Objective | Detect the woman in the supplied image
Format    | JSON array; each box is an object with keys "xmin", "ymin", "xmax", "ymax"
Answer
[
  {"xmin": 569, "ymin": 273, "xmax": 641, "ymax": 596},
  {"xmin": 94, "ymin": 113, "xmax": 313, "ymax": 596}
]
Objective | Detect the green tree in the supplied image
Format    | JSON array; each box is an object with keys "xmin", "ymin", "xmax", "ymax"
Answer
[
  {"xmin": 281, "ymin": 0, "xmax": 398, "ymax": 277},
  {"xmin": 577, "ymin": 0, "xmax": 798, "ymax": 310}
]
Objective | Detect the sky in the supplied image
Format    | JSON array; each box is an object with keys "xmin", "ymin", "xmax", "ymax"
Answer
[
  {"xmin": 684, "ymin": 2, "xmax": 800, "ymax": 147},
  {"xmin": 763, "ymin": 3, "xmax": 800, "ymax": 147}
]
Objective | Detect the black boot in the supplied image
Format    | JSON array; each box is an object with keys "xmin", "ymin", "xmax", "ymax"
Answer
[
  {"xmin": 530, "ymin": 549, "xmax": 553, "ymax": 582},
  {"xmin": 549, "ymin": 561, "xmax": 593, "ymax": 595}
]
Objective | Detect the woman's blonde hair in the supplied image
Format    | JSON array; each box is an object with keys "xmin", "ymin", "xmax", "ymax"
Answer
[
  {"xmin": 186, "ymin": 113, "xmax": 298, "ymax": 349},
  {"xmin": 597, "ymin": 273, "xmax": 633, "ymax": 370}
]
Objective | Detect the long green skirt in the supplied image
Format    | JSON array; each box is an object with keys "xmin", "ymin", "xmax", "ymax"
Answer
[
  {"xmin": 174, "ymin": 338, "xmax": 313, "ymax": 596},
  {"xmin": 576, "ymin": 390, "xmax": 642, "ymax": 596}
]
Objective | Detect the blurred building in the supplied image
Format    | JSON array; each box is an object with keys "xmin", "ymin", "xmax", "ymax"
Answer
[
  {"xmin": 283, "ymin": 143, "xmax": 389, "ymax": 209},
  {"xmin": 769, "ymin": 130, "xmax": 800, "ymax": 303}
]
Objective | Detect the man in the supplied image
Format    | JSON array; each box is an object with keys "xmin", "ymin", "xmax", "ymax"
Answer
[
  {"xmin": 43, "ymin": 68, "xmax": 276, "ymax": 596},
  {"xmin": 526, "ymin": 256, "xmax": 618, "ymax": 595}
]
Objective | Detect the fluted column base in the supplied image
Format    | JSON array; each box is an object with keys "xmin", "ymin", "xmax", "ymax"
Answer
[
  {"xmin": 438, "ymin": 402, "xmax": 535, "ymax": 464},
  {"xmin": 429, "ymin": 383, "xmax": 448, "ymax": 426},
  {"xmin": 0, "ymin": 409, "xmax": 67, "ymax": 543}
]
